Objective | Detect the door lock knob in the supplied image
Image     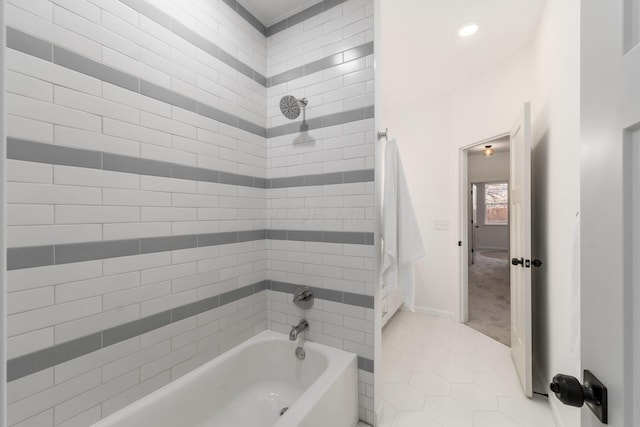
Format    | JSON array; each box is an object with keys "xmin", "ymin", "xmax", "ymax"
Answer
[
  {"xmin": 550, "ymin": 374, "xmax": 586, "ymax": 407},
  {"xmin": 550, "ymin": 371, "xmax": 607, "ymax": 424},
  {"xmin": 511, "ymin": 257, "xmax": 524, "ymax": 266}
]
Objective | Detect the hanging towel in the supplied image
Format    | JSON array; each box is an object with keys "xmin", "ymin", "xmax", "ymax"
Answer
[{"xmin": 382, "ymin": 139, "xmax": 425, "ymax": 311}]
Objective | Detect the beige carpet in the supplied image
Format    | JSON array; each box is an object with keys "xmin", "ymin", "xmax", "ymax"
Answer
[{"xmin": 466, "ymin": 250, "xmax": 511, "ymax": 346}]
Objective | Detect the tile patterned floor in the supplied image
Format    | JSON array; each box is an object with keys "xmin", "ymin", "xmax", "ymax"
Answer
[{"xmin": 379, "ymin": 311, "xmax": 556, "ymax": 427}]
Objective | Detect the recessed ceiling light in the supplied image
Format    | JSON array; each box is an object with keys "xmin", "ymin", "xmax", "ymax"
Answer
[{"xmin": 458, "ymin": 23, "xmax": 479, "ymax": 38}]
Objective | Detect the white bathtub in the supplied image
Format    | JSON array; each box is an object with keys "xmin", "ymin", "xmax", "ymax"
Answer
[{"xmin": 92, "ymin": 330, "xmax": 359, "ymax": 427}]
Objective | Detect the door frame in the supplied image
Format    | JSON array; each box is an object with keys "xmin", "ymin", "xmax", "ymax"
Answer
[
  {"xmin": 458, "ymin": 132, "xmax": 509, "ymax": 323},
  {"xmin": 1, "ymin": 1, "xmax": 8, "ymax": 426}
]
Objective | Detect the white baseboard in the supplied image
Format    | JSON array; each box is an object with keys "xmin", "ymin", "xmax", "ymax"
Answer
[
  {"xmin": 409, "ymin": 305, "xmax": 457, "ymax": 321},
  {"xmin": 476, "ymin": 246, "xmax": 508, "ymax": 251}
]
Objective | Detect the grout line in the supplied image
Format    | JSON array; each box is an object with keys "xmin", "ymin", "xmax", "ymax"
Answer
[
  {"xmin": 6, "ymin": 229, "xmax": 375, "ymax": 270},
  {"xmin": 7, "ymin": 28, "xmax": 375, "ymax": 137},
  {"xmin": 6, "ymin": 138, "xmax": 374, "ymax": 190},
  {"xmin": 7, "ymin": 280, "xmax": 374, "ymax": 381}
]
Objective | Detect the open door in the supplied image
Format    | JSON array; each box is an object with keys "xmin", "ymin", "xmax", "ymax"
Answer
[
  {"xmin": 576, "ymin": 1, "xmax": 640, "ymax": 425},
  {"xmin": 509, "ymin": 102, "xmax": 532, "ymax": 397},
  {"xmin": 470, "ymin": 183, "xmax": 477, "ymax": 265}
]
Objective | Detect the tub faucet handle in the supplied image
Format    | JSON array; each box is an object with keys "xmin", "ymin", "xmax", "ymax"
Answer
[
  {"xmin": 295, "ymin": 289, "xmax": 312, "ymax": 301},
  {"xmin": 293, "ymin": 287, "xmax": 314, "ymax": 309}
]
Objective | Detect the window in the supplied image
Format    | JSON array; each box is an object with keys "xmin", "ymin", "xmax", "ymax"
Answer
[{"xmin": 485, "ymin": 182, "xmax": 508, "ymax": 225}]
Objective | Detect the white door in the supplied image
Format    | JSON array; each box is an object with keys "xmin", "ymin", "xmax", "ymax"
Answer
[
  {"xmin": 470, "ymin": 183, "xmax": 477, "ymax": 265},
  {"xmin": 580, "ymin": 1, "xmax": 640, "ymax": 425},
  {"xmin": 509, "ymin": 102, "xmax": 532, "ymax": 397}
]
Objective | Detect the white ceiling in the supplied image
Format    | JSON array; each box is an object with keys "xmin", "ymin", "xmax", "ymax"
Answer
[
  {"xmin": 381, "ymin": 0, "xmax": 546, "ymax": 97},
  {"xmin": 239, "ymin": 0, "xmax": 545, "ymax": 97},
  {"xmin": 238, "ymin": 0, "xmax": 322, "ymax": 27}
]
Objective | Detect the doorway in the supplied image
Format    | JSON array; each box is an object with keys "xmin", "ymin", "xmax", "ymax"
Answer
[{"xmin": 462, "ymin": 136, "xmax": 511, "ymax": 346}]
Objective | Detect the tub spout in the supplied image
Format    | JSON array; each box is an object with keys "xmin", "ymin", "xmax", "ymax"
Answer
[{"xmin": 289, "ymin": 319, "xmax": 309, "ymax": 340}]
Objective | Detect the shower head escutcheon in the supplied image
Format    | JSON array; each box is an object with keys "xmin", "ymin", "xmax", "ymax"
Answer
[{"xmin": 279, "ymin": 95, "xmax": 308, "ymax": 120}]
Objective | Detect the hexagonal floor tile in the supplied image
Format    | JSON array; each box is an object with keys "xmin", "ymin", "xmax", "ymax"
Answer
[
  {"xmin": 383, "ymin": 344, "xmax": 402, "ymax": 362},
  {"xmin": 409, "ymin": 372, "xmax": 452, "ymax": 396},
  {"xmin": 450, "ymin": 383, "xmax": 498, "ymax": 411},
  {"xmin": 421, "ymin": 344, "xmax": 456, "ymax": 363},
  {"xmin": 473, "ymin": 411, "xmax": 524, "ymax": 427},
  {"xmin": 442, "ymin": 338, "xmax": 477, "ymax": 355},
  {"xmin": 382, "ymin": 383, "xmax": 426, "ymax": 411},
  {"xmin": 400, "ymin": 353, "xmax": 435, "ymax": 372},
  {"xmin": 378, "ymin": 399, "xmax": 397, "ymax": 427},
  {"xmin": 391, "ymin": 410, "xmax": 443, "ymax": 427},
  {"xmin": 381, "ymin": 361, "xmax": 412, "ymax": 384},
  {"xmin": 433, "ymin": 362, "xmax": 474, "ymax": 383},
  {"xmin": 474, "ymin": 372, "xmax": 524, "ymax": 397},
  {"xmin": 423, "ymin": 396, "xmax": 473, "ymax": 427},
  {"xmin": 455, "ymin": 352, "xmax": 495, "ymax": 373},
  {"xmin": 498, "ymin": 396, "xmax": 557, "ymax": 427}
]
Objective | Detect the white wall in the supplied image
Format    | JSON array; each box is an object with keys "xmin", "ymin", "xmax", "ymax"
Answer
[
  {"xmin": 380, "ymin": 0, "xmax": 581, "ymax": 426},
  {"xmin": 468, "ymin": 151, "xmax": 509, "ymax": 183},
  {"xmin": 530, "ymin": 0, "xmax": 581, "ymax": 426},
  {"xmin": 380, "ymin": 20, "xmax": 534, "ymax": 317}
]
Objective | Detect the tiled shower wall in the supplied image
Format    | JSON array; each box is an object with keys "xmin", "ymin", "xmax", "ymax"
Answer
[
  {"xmin": 4, "ymin": 0, "xmax": 375, "ymax": 425},
  {"xmin": 265, "ymin": 0, "xmax": 375, "ymax": 423}
]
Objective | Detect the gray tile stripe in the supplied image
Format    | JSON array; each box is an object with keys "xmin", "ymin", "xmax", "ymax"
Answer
[
  {"xmin": 117, "ymin": 0, "xmax": 266, "ymax": 85},
  {"xmin": 357, "ymin": 356, "xmax": 374, "ymax": 373},
  {"xmin": 6, "ymin": 27, "xmax": 52, "ymax": 62},
  {"xmin": 269, "ymin": 169, "xmax": 374, "ymax": 188},
  {"xmin": 266, "ymin": 230, "xmax": 374, "ymax": 246},
  {"xmin": 7, "ymin": 138, "xmax": 373, "ymax": 191},
  {"xmin": 218, "ymin": 0, "xmax": 347, "ymax": 40},
  {"xmin": 6, "ymin": 279, "xmax": 373, "ymax": 381},
  {"xmin": 6, "ymin": 137, "xmax": 263, "ymax": 187},
  {"xmin": 220, "ymin": 0, "xmax": 267, "ymax": 36},
  {"xmin": 7, "ymin": 281, "xmax": 265, "ymax": 382},
  {"xmin": 7, "ymin": 333, "xmax": 102, "ymax": 382},
  {"xmin": 266, "ymin": 0, "xmax": 349, "ymax": 37},
  {"xmin": 6, "ymin": 28, "xmax": 264, "ymax": 137},
  {"xmin": 266, "ymin": 105, "xmax": 375, "ymax": 138},
  {"xmin": 7, "ymin": 29, "xmax": 374, "ymax": 138},
  {"xmin": 7, "ymin": 229, "xmax": 374, "ymax": 270},
  {"xmin": 268, "ymin": 280, "xmax": 374, "ymax": 309},
  {"xmin": 267, "ymin": 42, "xmax": 374, "ymax": 87},
  {"xmin": 122, "ymin": 0, "xmax": 357, "ymax": 85}
]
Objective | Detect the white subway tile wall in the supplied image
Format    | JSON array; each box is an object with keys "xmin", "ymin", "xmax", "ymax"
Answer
[
  {"xmin": 5, "ymin": 0, "xmax": 375, "ymax": 425},
  {"xmin": 265, "ymin": 0, "xmax": 374, "ymax": 421}
]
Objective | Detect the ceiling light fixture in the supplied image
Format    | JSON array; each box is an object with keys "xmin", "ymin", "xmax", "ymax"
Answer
[
  {"xmin": 483, "ymin": 145, "xmax": 495, "ymax": 157},
  {"xmin": 458, "ymin": 22, "xmax": 479, "ymax": 38}
]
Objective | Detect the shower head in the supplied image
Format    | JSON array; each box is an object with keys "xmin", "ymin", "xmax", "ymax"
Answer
[{"xmin": 279, "ymin": 95, "xmax": 308, "ymax": 120}]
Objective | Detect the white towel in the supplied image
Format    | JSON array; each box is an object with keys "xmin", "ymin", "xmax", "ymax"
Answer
[{"xmin": 382, "ymin": 139, "xmax": 425, "ymax": 311}]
